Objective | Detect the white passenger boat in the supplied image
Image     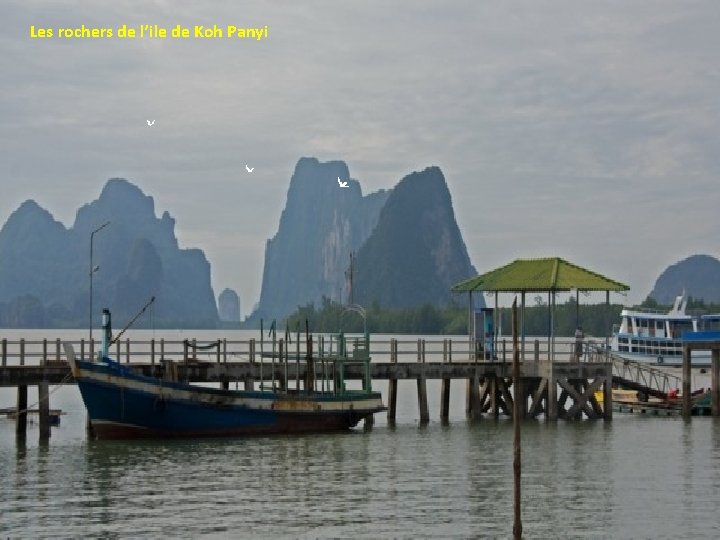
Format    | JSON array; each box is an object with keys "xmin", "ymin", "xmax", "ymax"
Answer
[{"xmin": 610, "ymin": 294, "xmax": 720, "ymax": 366}]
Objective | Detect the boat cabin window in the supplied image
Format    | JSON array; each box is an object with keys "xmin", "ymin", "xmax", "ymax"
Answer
[{"xmin": 702, "ymin": 317, "xmax": 720, "ymax": 331}]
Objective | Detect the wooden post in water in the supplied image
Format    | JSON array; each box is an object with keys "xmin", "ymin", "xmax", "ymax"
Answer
[
  {"xmin": 440, "ymin": 339, "xmax": 451, "ymax": 421},
  {"xmin": 546, "ymin": 369, "xmax": 558, "ymax": 421},
  {"xmin": 603, "ymin": 372, "xmax": 613, "ymax": 421},
  {"xmin": 56, "ymin": 338, "xmax": 61, "ymax": 363},
  {"xmin": 1, "ymin": 338, "xmax": 6, "ymax": 366},
  {"xmin": 16, "ymin": 385, "xmax": 27, "ymax": 437},
  {"xmin": 387, "ymin": 339, "xmax": 398, "ymax": 423},
  {"xmin": 80, "ymin": 339, "xmax": 85, "ymax": 362},
  {"xmin": 126, "ymin": 338, "xmax": 130, "ymax": 363},
  {"xmin": 417, "ymin": 339, "xmax": 429, "ymax": 424},
  {"xmin": 511, "ymin": 298, "xmax": 522, "ymax": 540},
  {"xmin": 20, "ymin": 338, "xmax": 25, "ymax": 366},
  {"xmin": 39, "ymin": 344, "xmax": 50, "ymax": 439},
  {"xmin": 38, "ymin": 381, "xmax": 50, "ymax": 439},
  {"xmin": 712, "ymin": 349, "xmax": 720, "ymax": 417},
  {"xmin": 151, "ymin": 339, "xmax": 155, "ymax": 366},
  {"xmin": 246, "ymin": 339, "xmax": 255, "ymax": 391},
  {"xmin": 305, "ymin": 320, "xmax": 315, "ymax": 394},
  {"xmin": 682, "ymin": 344, "xmax": 692, "ymax": 418}
]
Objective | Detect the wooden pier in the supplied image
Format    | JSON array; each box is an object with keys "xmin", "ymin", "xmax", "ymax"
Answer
[{"xmin": 1, "ymin": 334, "xmax": 715, "ymax": 439}]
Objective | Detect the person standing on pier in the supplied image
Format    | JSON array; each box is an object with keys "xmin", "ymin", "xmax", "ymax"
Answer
[{"xmin": 574, "ymin": 326, "xmax": 584, "ymax": 362}]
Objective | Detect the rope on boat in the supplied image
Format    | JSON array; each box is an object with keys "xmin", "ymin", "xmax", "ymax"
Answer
[{"xmin": 111, "ymin": 296, "xmax": 156, "ymax": 345}]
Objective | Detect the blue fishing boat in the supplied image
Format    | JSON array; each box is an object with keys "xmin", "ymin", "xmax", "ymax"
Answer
[{"xmin": 67, "ymin": 310, "xmax": 384, "ymax": 439}]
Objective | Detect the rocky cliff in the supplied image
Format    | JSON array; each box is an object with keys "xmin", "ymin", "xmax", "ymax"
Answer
[
  {"xmin": 353, "ymin": 166, "xmax": 478, "ymax": 308},
  {"xmin": 252, "ymin": 161, "xmax": 479, "ymax": 320},
  {"xmin": 0, "ymin": 178, "xmax": 219, "ymax": 328},
  {"xmin": 649, "ymin": 254, "xmax": 720, "ymax": 304},
  {"xmin": 254, "ymin": 158, "xmax": 389, "ymax": 319}
]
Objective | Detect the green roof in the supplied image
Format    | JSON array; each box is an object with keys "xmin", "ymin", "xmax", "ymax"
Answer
[{"xmin": 451, "ymin": 257, "xmax": 630, "ymax": 293}]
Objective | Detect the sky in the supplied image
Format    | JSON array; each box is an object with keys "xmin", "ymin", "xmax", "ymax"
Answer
[{"xmin": 2, "ymin": 1, "xmax": 719, "ymax": 315}]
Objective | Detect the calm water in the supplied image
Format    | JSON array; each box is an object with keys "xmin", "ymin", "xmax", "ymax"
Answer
[{"xmin": 2, "ymin": 332, "xmax": 720, "ymax": 538}]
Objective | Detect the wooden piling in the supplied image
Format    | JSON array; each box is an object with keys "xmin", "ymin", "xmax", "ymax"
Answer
[
  {"xmin": 20, "ymin": 338, "xmax": 25, "ymax": 366},
  {"xmin": 387, "ymin": 339, "xmax": 398, "ymax": 423},
  {"xmin": 38, "ymin": 382, "xmax": 50, "ymax": 439},
  {"xmin": 126, "ymin": 338, "xmax": 130, "ymax": 363},
  {"xmin": 712, "ymin": 349, "xmax": 719, "ymax": 417},
  {"xmin": 546, "ymin": 373, "xmax": 558, "ymax": 421},
  {"xmin": 151, "ymin": 339, "xmax": 155, "ymax": 365},
  {"xmin": 246, "ymin": 339, "xmax": 255, "ymax": 391},
  {"xmin": 56, "ymin": 338, "xmax": 61, "ymax": 363},
  {"xmin": 1, "ymin": 338, "xmax": 6, "ymax": 366},
  {"xmin": 511, "ymin": 298, "xmax": 522, "ymax": 540},
  {"xmin": 417, "ymin": 376, "xmax": 429, "ymax": 424},
  {"xmin": 603, "ymin": 374, "xmax": 613, "ymax": 420},
  {"xmin": 682, "ymin": 344, "xmax": 692, "ymax": 418},
  {"xmin": 16, "ymin": 385, "xmax": 27, "ymax": 436},
  {"xmin": 440, "ymin": 340, "xmax": 450, "ymax": 421}
]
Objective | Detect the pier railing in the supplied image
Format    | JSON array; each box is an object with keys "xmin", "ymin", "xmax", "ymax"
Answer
[{"xmin": 0, "ymin": 335, "xmax": 603, "ymax": 367}]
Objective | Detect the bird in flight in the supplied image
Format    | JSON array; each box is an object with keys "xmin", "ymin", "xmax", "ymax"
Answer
[
  {"xmin": 245, "ymin": 165, "xmax": 254, "ymax": 173},
  {"xmin": 337, "ymin": 177, "xmax": 348, "ymax": 188},
  {"xmin": 146, "ymin": 119, "xmax": 155, "ymax": 126}
]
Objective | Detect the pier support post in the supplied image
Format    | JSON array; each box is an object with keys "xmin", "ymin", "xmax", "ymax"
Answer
[
  {"xmin": 682, "ymin": 345, "xmax": 692, "ymax": 418},
  {"xmin": 38, "ymin": 382, "xmax": 50, "ymax": 439},
  {"xmin": 387, "ymin": 339, "xmax": 397, "ymax": 423},
  {"xmin": 16, "ymin": 385, "xmax": 28, "ymax": 437},
  {"xmin": 417, "ymin": 376, "xmax": 429, "ymax": 424},
  {"xmin": 603, "ymin": 372, "xmax": 613, "ymax": 420},
  {"xmin": 440, "ymin": 379, "xmax": 451, "ymax": 421},
  {"xmin": 711, "ymin": 349, "xmax": 720, "ymax": 417},
  {"xmin": 546, "ymin": 371, "xmax": 558, "ymax": 421},
  {"xmin": 440, "ymin": 339, "xmax": 450, "ymax": 421},
  {"xmin": 245, "ymin": 339, "xmax": 255, "ymax": 391},
  {"xmin": 466, "ymin": 375, "xmax": 482, "ymax": 418}
]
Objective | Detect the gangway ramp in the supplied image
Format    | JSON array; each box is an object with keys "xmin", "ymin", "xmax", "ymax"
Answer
[{"xmin": 608, "ymin": 352, "xmax": 680, "ymax": 399}]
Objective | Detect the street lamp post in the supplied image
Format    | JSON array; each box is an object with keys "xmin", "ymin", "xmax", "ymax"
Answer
[{"xmin": 89, "ymin": 221, "xmax": 110, "ymax": 346}]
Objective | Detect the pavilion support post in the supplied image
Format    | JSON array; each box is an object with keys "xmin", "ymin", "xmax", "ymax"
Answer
[
  {"xmin": 520, "ymin": 291, "xmax": 526, "ymax": 362},
  {"xmin": 711, "ymin": 349, "xmax": 720, "ymax": 417},
  {"xmin": 682, "ymin": 344, "xmax": 692, "ymax": 418}
]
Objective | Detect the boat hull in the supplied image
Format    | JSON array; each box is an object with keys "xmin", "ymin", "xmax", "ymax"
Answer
[{"xmin": 71, "ymin": 358, "xmax": 385, "ymax": 439}]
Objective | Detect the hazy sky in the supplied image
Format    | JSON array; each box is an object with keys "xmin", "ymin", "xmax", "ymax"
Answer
[{"xmin": 2, "ymin": 1, "xmax": 718, "ymax": 314}]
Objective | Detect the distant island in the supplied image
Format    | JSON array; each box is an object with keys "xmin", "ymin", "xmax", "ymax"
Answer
[
  {"xmin": 247, "ymin": 158, "xmax": 480, "ymax": 325},
  {"xmin": 4, "ymin": 164, "xmax": 718, "ymax": 332},
  {"xmin": 0, "ymin": 179, "xmax": 219, "ymax": 328}
]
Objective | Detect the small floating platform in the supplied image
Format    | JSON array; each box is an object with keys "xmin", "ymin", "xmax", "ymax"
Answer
[
  {"xmin": 1, "ymin": 407, "xmax": 64, "ymax": 425},
  {"xmin": 595, "ymin": 389, "xmax": 712, "ymax": 417}
]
